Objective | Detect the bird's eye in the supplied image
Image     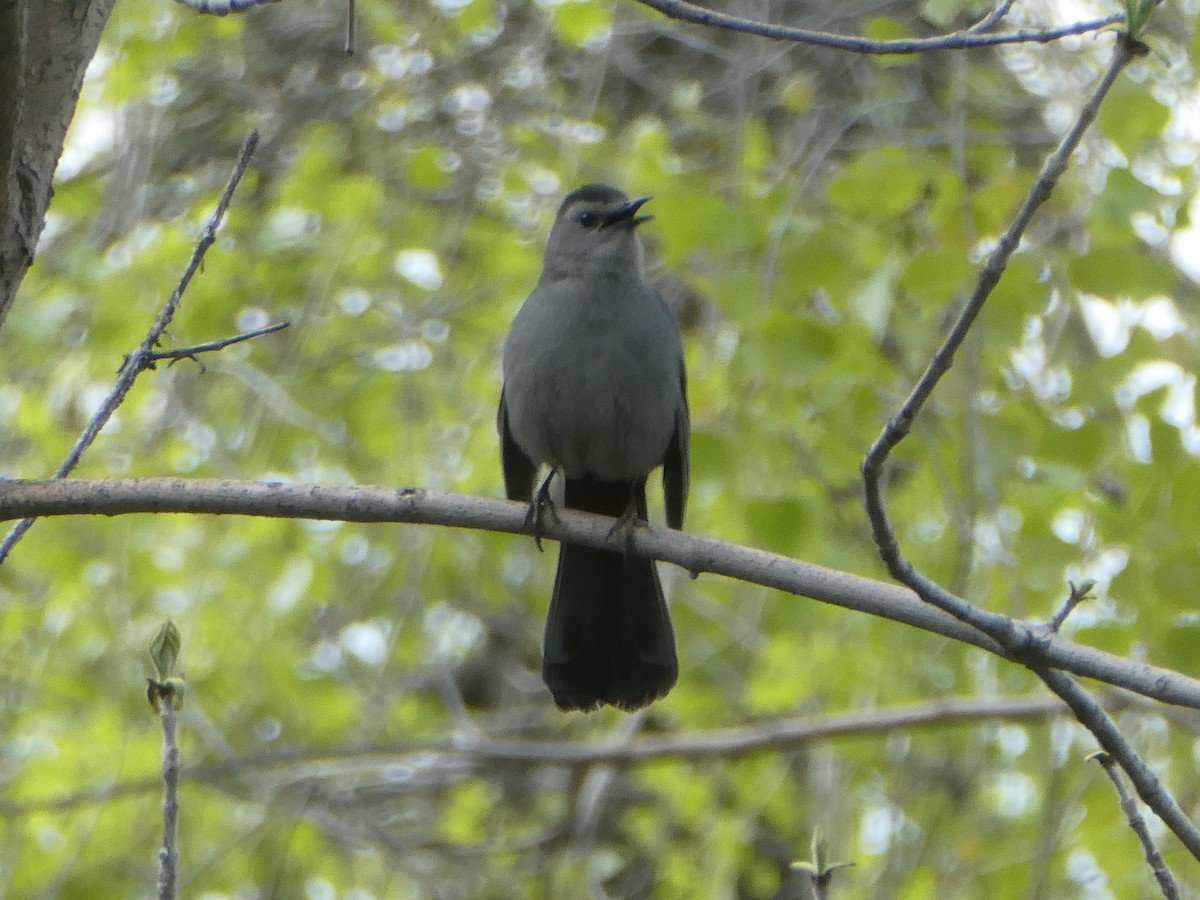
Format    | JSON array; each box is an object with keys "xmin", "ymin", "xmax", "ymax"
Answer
[{"xmin": 577, "ymin": 210, "xmax": 599, "ymax": 228}]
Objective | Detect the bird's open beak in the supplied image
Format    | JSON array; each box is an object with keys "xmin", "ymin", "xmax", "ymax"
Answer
[{"xmin": 601, "ymin": 196, "xmax": 652, "ymax": 229}]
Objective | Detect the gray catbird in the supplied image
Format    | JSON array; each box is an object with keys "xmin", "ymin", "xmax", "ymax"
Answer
[{"xmin": 498, "ymin": 183, "xmax": 690, "ymax": 712}]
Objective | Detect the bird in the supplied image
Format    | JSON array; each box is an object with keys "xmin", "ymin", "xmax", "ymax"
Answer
[{"xmin": 498, "ymin": 183, "xmax": 690, "ymax": 712}]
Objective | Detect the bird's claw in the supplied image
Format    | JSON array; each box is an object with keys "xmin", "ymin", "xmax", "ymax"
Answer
[
  {"xmin": 606, "ymin": 498, "xmax": 641, "ymax": 555},
  {"xmin": 526, "ymin": 468, "xmax": 560, "ymax": 552}
]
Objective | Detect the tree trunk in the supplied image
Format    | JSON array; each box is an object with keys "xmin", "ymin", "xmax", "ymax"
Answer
[{"xmin": 0, "ymin": 0, "xmax": 116, "ymax": 331}]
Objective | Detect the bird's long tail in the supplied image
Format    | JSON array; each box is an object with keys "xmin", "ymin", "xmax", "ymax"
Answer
[{"xmin": 542, "ymin": 475, "xmax": 677, "ymax": 711}]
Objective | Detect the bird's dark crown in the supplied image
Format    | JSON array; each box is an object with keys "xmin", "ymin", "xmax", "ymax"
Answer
[{"xmin": 558, "ymin": 183, "xmax": 628, "ymax": 213}]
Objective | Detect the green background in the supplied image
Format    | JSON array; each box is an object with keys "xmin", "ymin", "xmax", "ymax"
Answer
[{"xmin": 2, "ymin": 0, "xmax": 1199, "ymax": 896}]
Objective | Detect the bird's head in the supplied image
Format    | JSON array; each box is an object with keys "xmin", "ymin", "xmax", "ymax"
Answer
[{"xmin": 540, "ymin": 183, "xmax": 651, "ymax": 282}]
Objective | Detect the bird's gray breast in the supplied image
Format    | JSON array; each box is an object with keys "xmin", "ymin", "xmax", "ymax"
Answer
[{"xmin": 502, "ymin": 278, "xmax": 681, "ymax": 481}]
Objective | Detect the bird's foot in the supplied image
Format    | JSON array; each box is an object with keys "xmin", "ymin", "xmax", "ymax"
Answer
[
  {"xmin": 525, "ymin": 468, "xmax": 560, "ymax": 552},
  {"xmin": 606, "ymin": 494, "xmax": 643, "ymax": 555}
]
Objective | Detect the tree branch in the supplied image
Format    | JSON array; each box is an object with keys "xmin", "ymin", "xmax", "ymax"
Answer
[
  {"xmin": 1093, "ymin": 751, "xmax": 1180, "ymax": 900},
  {"xmin": 856, "ymin": 31, "xmax": 1200, "ymax": 865},
  {"xmin": 170, "ymin": 0, "xmax": 279, "ymax": 12},
  {"xmin": 864, "ymin": 37, "xmax": 1132, "ymax": 563},
  {"xmin": 0, "ymin": 691, "xmax": 1128, "ymax": 818},
  {"xmin": 1041, "ymin": 666, "xmax": 1200, "ymax": 861},
  {"xmin": 155, "ymin": 700, "xmax": 180, "ymax": 900},
  {"xmin": 0, "ymin": 130, "xmax": 261, "ymax": 566},
  {"xmin": 146, "ymin": 321, "xmax": 290, "ymax": 370},
  {"xmin": 968, "ymin": 0, "xmax": 1019, "ymax": 34},
  {"xmin": 631, "ymin": 0, "xmax": 1121, "ymax": 54},
  {"xmin": 2, "ymin": 477, "xmax": 1200, "ymax": 714}
]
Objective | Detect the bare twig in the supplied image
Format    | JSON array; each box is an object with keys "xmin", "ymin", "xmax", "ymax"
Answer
[
  {"xmin": 632, "ymin": 0, "xmax": 1121, "ymax": 54},
  {"xmin": 792, "ymin": 827, "xmax": 854, "ymax": 899},
  {"xmin": 147, "ymin": 321, "xmax": 291, "ymax": 371},
  {"xmin": 1048, "ymin": 579, "xmax": 1097, "ymax": 632},
  {"xmin": 121, "ymin": 131, "xmax": 260, "ymax": 376},
  {"xmin": 968, "ymin": 0, "xmax": 1019, "ymax": 34},
  {"xmin": 0, "ymin": 692, "xmax": 1126, "ymax": 819},
  {"xmin": 1039, "ymin": 668, "xmax": 1200, "ymax": 861},
  {"xmin": 345, "ymin": 0, "xmax": 356, "ymax": 54},
  {"xmin": 0, "ymin": 131, "xmax": 260, "ymax": 566},
  {"xmin": 858, "ymin": 31, "xmax": 1200, "ymax": 865},
  {"xmin": 1091, "ymin": 752, "xmax": 1180, "ymax": 900},
  {"xmin": 170, "ymin": 0, "xmax": 278, "ymax": 14},
  {"xmin": 148, "ymin": 622, "xmax": 185, "ymax": 900},
  {"xmin": 863, "ymin": 39, "xmax": 1131, "ymax": 553},
  {"xmin": 861, "ymin": 32, "xmax": 1135, "ymax": 637},
  {"xmin": 155, "ymin": 699, "xmax": 180, "ymax": 900}
]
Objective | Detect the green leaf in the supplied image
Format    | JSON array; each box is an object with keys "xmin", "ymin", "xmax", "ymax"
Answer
[
  {"xmin": 758, "ymin": 314, "xmax": 841, "ymax": 380},
  {"xmin": 921, "ymin": 0, "xmax": 972, "ymax": 28},
  {"xmin": 1125, "ymin": 0, "xmax": 1155, "ymax": 38},
  {"xmin": 1036, "ymin": 419, "xmax": 1107, "ymax": 469},
  {"xmin": 1068, "ymin": 245, "xmax": 1176, "ymax": 299},
  {"xmin": 900, "ymin": 248, "xmax": 973, "ymax": 302},
  {"xmin": 1163, "ymin": 618, "xmax": 1200, "ymax": 672},
  {"xmin": 1097, "ymin": 81, "xmax": 1169, "ymax": 157},
  {"xmin": 551, "ymin": 2, "xmax": 611, "ymax": 48},
  {"xmin": 406, "ymin": 146, "xmax": 454, "ymax": 190},
  {"xmin": 690, "ymin": 430, "xmax": 735, "ymax": 480},
  {"xmin": 778, "ymin": 74, "xmax": 814, "ymax": 113},
  {"xmin": 828, "ymin": 148, "xmax": 929, "ymax": 220},
  {"xmin": 1090, "ymin": 167, "xmax": 1158, "ymax": 241},
  {"xmin": 744, "ymin": 498, "xmax": 810, "ymax": 554},
  {"xmin": 148, "ymin": 621, "xmax": 182, "ymax": 680},
  {"xmin": 741, "ymin": 119, "xmax": 772, "ymax": 181},
  {"xmin": 456, "ymin": 0, "xmax": 494, "ymax": 33},
  {"xmin": 811, "ymin": 825, "xmax": 828, "ymax": 870},
  {"xmin": 850, "ymin": 255, "xmax": 900, "ymax": 340}
]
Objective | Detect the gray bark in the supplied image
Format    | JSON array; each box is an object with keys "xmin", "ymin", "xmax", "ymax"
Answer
[{"xmin": 0, "ymin": 0, "xmax": 116, "ymax": 331}]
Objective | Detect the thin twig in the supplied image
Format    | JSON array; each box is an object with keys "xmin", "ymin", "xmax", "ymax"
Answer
[
  {"xmin": 860, "ymin": 27, "xmax": 1138, "ymax": 659},
  {"xmin": 147, "ymin": 622, "xmax": 184, "ymax": 899},
  {"xmin": 1092, "ymin": 752, "xmax": 1180, "ymax": 900},
  {"xmin": 858, "ymin": 31, "xmax": 1200, "ymax": 865},
  {"xmin": 632, "ymin": 0, "xmax": 1121, "ymax": 54},
  {"xmin": 861, "ymin": 32, "xmax": 1133, "ymax": 631},
  {"xmin": 1039, "ymin": 668, "xmax": 1200, "ymax": 862},
  {"xmin": 1048, "ymin": 579, "xmax": 1096, "ymax": 632},
  {"xmin": 0, "ymin": 131, "xmax": 260, "ymax": 566},
  {"xmin": 148, "ymin": 321, "xmax": 290, "ymax": 370},
  {"xmin": 345, "ymin": 0, "xmax": 356, "ymax": 54},
  {"xmin": 969, "ymin": 0, "xmax": 1019, "ymax": 34},
  {"xmin": 863, "ymin": 40, "xmax": 1130, "ymax": 526},
  {"xmin": 0, "ymin": 692, "xmax": 1125, "ymax": 819},
  {"xmin": 170, "ymin": 0, "xmax": 278, "ymax": 14},
  {"xmin": 156, "ymin": 700, "xmax": 180, "ymax": 900}
]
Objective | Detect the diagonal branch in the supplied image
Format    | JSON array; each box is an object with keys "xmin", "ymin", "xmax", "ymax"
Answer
[
  {"xmin": 969, "ymin": 0, "xmax": 1019, "ymax": 34},
  {"xmin": 856, "ymin": 31, "xmax": 1200, "ymax": 866},
  {"xmin": 0, "ymin": 131, "xmax": 261, "ymax": 566},
  {"xmin": 1040, "ymin": 667, "xmax": 1195, "ymax": 867},
  {"xmin": 632, "ymin": 0, "xmax": 1121, "ymax": 54},
  {"xmin": 1093, "ymin": 750, "xmax": 1180, "ymax": 899},
  {"xmin": 863, "ymin": 38, "xmax": 1134, "ymax": 560}
]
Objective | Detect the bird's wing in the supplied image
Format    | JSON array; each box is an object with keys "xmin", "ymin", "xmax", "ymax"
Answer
[
  {"xmin": 498, "ymin": 388, "xmax": 538, "ymax": 502},
  {"xmin": 662, "ymin": 364, "xmax": 690, "ymax": 530}
]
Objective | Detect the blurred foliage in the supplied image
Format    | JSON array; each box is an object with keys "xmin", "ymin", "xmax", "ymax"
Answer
[{"xmin": 2, "ymin": 0, "xmax": 1200, "ymax": 896}]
